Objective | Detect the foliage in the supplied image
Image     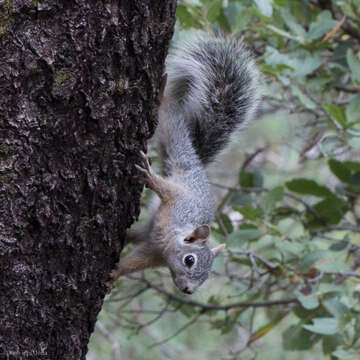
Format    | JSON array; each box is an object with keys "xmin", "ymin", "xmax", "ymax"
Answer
[{"xmin": 88, "ymin": 1, "xmax": 360, "ymax": 359}]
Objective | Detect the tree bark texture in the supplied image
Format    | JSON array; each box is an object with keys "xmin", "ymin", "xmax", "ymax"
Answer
[{"xmin": 0, "ymin": 1, "xmax": 176, "ymax": 359}]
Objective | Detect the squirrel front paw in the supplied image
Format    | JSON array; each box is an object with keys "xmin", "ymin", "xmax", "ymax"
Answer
[
  {"xmin": 106, "ymin": 280, "xmax": 114, "ymax": 292},
  {"xmin": 106, "ymin": 269, "xmax": 119, "ymax": 292}
]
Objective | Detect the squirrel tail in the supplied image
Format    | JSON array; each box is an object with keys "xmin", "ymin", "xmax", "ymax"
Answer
[{"xmin": 160, "ymin": 34, "xmax": 260, "ymax": 167}]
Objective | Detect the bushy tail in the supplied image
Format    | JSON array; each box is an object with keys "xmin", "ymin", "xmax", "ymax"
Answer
[{"xmin": 161, "ymin": 34, "xmax": 260, "ymax": 166}]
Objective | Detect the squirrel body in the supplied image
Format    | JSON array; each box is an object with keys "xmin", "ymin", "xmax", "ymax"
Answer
[{"xmin": 109, "ymin": 34, "xmax": 260, "ymax": 294}]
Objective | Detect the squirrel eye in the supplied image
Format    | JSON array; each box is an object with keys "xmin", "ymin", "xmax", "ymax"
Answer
[{"xmin": 184, "ymin": 255, "xmax": 195, "ymax": 268}]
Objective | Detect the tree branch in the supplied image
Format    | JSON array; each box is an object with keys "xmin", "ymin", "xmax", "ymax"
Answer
[
  {"xmin": 138, "ymin": 277, "xmax": 299, "ymax": 311},
  {"xmin": 323, "ymin": 270, "xmax": 360, "ymax": 279},
  {"xmin": 149, "ymin": 313, "xmax": 202, "ymax": 348}
]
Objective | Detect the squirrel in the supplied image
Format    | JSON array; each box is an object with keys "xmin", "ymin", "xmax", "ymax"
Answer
[{"xmin": 108, "ymin": 34, "xmax": 260, "ymax": 294}]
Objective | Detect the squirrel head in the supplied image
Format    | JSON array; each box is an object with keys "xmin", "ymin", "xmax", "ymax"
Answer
[{"xmin": 164, "ymin": 224, "xmax": 226, "ymax": 294}]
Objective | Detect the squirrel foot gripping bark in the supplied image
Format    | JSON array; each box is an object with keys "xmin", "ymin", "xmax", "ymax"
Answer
[
  {"xmin": 135, "ymin": 151, "xmax": 182, "ymax": 202},
  {"xmin": 135, "ymin": 151, "xmax": 152, "ymax": 181}
]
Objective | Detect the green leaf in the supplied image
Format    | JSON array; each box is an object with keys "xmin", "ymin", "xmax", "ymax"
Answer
[
  {"xmin": 216, "ymin": 8, "xmax": 231, "ymax": 33},
  {"xmin": 291, "ymin": 85, "xmax": 317, "ymax": 109},
  {"xmin": 320, "ymin": 135, "xmax": 344, "ymax": 156},
  {"xmin": 323, "ymin": 335, "xmax": 342, "ymax": 355},
  {"xmin": 309, "ymin": 197, "xmax": 348, "ymax": 225},
  {"xmin": 276, "ymin": 240, "xmax": 304, "ymax": 256},
  {"xmin": 219, "ymin": 213, "xmax": 234, "ymax": 235},
  {"xmin": 249, "ymin": 313, "xmax": 286, "ymax": 344},
  {"xmin": 346, "ymin": 94, "xmax": 360, "ymax": 124},
  {"xmin": 271, "ymin": 206, "xmax": 300, "ymax": 223},
  {"xmin": 206, "ymin": 0, "xmax": 222, "ymax": 23},
  {"xmin": 261, "ymin": 63, "xmax": 295, "ymax": 75},
  {"xmin": 263, "ymin": 186, "xmax": 284, "ymax": 214},
  {"xmin": 281, "ymin": 8, "xmax": 306, "ymax": 39},
  {"xmin": 307, "ymin": 11, "xmax": 338, "ymax": 41},
  {"xmin": 328, "ymin": 159, "xmax": 352, "ymax": 182},
  {"xmin": 265, "ymin": 46, "xmax": 322, "ymax": 77},
  {"xmin": 233, "ymin": 205, "xmax": 262, "ymax": 221},
  {"xmin": 254, "ymin": 0, "xmax": 273, "ymax": 17},
  {"xmin": 274, "ymin": 0, "xmax": 286, "ymax": 5},
  {"xmin": 227, "ymin": 229, "xmax": 263, "ymax": 245},
  {"xmin": 267, "ymin": 25, "xmax": 297, "ymax": 40},
  {"xmin": 283, "ymin": 325, "xmax": 320, "ymax": 350},
  {"xmin": 322, "ymin": 298, "xmax": 348, "ymax": 318},
  {"xmin": 329, "ymin": 238, "xmax": 349, "ymax": 252},
  {"xmin": 239, "ymin": 171, "xmax": 254, "ymax": 187},
  {"xmin": 296, "ymin": 292, "xmax": 319, "ymax": 310},
  {"xmin": 179, "ymin": 303, "xmax": 195, "ymax": 317},
  {"xmin": 239, "ymin": 170, "xmax": 263, "ymax": 188},
  {"xmin": 263, "ymin": 221, "xmax": 282, "ymax": 236},
  {"xmin": 298, "ymin": 250, "xmax": 328, "ymax": 272},
  {"xmin": 212, "ymin": 313, "xmax": 239, "ymax": 334},
  {"xmin": 303, "ymin": 317, "xmax": 338, "ymax": 335},
  {"xmin": 176, "ymin": 5, "xmax": 198, "ymax": 28},
  {"xmin": 349, "ymin": 137, "xmax": 360, "ymax": 149},
  {"xmin": 286, "ymin": 178, "xmax": 333, "ymax": 198},
  {"xmin": 345, "ymin": 172, "xmax": 360, "ymax": 187},
  {"xmin": 343, "ymin": 161, "xmax": 360, "ymax": 172},
  {"xmin": 229, "ymin": 192, "xmax": 253, "ymax": 206},
  {"xmin": 318, "ymin": 283, "xmax": 343, "ymax": 295},
  {"xmin": 332, "ymin": 349, "xmax": 358, "ymax": 359},
  {"xmin": 354, "ymin": 313, "xmax": 360, "ymax": 345},
  {"xmin": 317, "ymin": 259, "xmax": 351, "ymax": 272},
  {"xmin": 224, "ymin": 3, "xmax": 252, "ymax": 32},
  {"xmin": 347, "ymin": 49, "xmax": 360, "ymax": 83},
  {"xmin": 323, "ymin": 102, "xmax": 347, "ymax": 128}
]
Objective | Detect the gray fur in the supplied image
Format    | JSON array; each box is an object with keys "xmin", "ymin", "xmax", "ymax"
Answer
[
  {"xmin": 110, "ymin": 34, "xmax": 260, "ymax": 294},
  {"xmin": 153, "ymin": 34, "xmax": 259, "ymax": 292},
  {"xmin": 162, "ymin": 34, "xmax": 260, "ymax": 165}
]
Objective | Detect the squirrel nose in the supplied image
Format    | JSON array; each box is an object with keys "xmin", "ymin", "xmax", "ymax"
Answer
[{"xmin": 183, "ymin": 286, "xmax": 193, "ymax": 294}]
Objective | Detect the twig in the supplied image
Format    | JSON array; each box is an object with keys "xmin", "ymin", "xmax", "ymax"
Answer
[
  {"xmin": 148, "ymin": 313, "xmax": 202, "ymax": 348},
  {"xmin": 335, "ymin": 86, "xmax": 360, "ymax": 94},
  {"xmin": 96, "ymin": 321, "xmax": 121, "ymax": 359},
  {"xmin": 310, "ymin": 0, "xmax": 360, "ymax": 41},
  {"xmin": 323, "ymin": 270, "xmax": 360, "ymax": 279},
  {"xmin": 135, "ymin": 301, "xmax": 173, "ymax": 333},
  {"xmin": 138, "ymin": 277, "xmax": 299, "ymax": 311},
  {"xmin": 231, "ymin": 249, "xmax": 278, "ymax": 271},
  {"xmin": 108, "ymin": 286, "xmax": 149, "ymax": 302},
  {"xmin": 241, "ymin": 146, "xmax": 269, "ymax": 171}
]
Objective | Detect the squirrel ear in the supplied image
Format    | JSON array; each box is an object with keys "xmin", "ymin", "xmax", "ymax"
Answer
[
  {"xmin": 185, "ymin": 224, "xmax": 210, "ymax": 243},
  {"xmin": 212, "ymin": 243, "xmax": 226, "ymax": 257}
]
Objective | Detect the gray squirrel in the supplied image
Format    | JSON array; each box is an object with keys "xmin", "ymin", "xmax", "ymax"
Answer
[{"xmin": 108, "ymin": 34, "xmax": 260, "ymax": 294}]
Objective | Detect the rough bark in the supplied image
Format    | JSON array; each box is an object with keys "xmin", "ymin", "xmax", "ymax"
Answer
[{"xmin": 0, "ymin": 1, "xmax": 176, "ymax": 359}]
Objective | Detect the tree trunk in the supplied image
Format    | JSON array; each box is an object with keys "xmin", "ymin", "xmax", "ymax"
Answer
[{"xmin": 0, "ymin": 1, "xmax": 176, "ymax": 359}]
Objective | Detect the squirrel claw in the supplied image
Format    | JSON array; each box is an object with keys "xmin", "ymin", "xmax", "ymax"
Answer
[
  {"xmin": 139, "ymin": 151, "xmax": 152, "ymax": 171},
  {"xmin": 106, "ymin": 280, "xmax": 114, "ymax": 292},
  {"xmin": 135, "ymin": 151, "xmax": 153, "ymax": 181},
  {"xmin": 135, "ymin": 164, "xmax": 151, "ymax": 180},
  {"xmin": 106, "ymin": 270, "xmax": 118, "ymax": 292},
  {"xmin": 106, "ymin": 277, "xmax": 115, "ymax": 292}
]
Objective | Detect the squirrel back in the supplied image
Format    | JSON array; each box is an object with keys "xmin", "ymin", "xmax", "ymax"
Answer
[{"xmin": 159, "ymin": 34, "xmax": 260, "ymax": 167}]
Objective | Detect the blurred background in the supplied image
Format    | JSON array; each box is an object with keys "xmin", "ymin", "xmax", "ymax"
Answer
[{"xmin": 87, "ymin": 1, "xmax": 360, "ymax": 359}]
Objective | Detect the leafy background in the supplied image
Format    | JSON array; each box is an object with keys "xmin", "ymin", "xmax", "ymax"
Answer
[{"xmin": 87, "ymin": 1, "xmax": 360, "ymax": 359}]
